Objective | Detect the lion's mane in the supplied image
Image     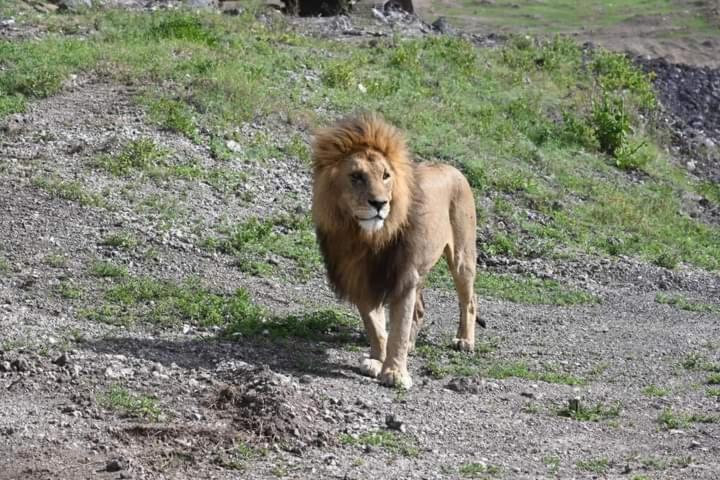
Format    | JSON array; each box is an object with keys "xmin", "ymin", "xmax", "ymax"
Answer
[{"xmin": 311, "ymin": 113, "xmax": 422, "ymax": 307}]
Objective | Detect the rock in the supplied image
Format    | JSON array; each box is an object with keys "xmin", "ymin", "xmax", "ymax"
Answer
[
  {"xmin": 54, "ymin": 0, "xmax": 92, "ymax": 11},
  {"xmin": 10, "ymin": 358, "xmax": 28, "ymax": 372},
  {"xmin": 105, "ymin": 458, "xmax": 127, "ymax": 472},
  {"xmin": 446, "ymin": 377, "xmax": 482, "ymax": 394},
  {"xmin": 53, "ymin": 353, "xmax": 68, "ymax": 367},
  {"xmin": 431, "ymin": 17, "xmax": 454, "ymax": 34},
  {"xmin": 226, "ymin": 140, "xmax": 242, "ymax": 153},
  {"xmin": 385, "ymin": 414, "xmax": 406, "ymax": 432},
  {"xmin": 0, "ymin": 361, "xmax": 11, "ymax": 372},
  {"xmin": 186, "ymin": 0, "xmax": 218, "ymax": 8}
]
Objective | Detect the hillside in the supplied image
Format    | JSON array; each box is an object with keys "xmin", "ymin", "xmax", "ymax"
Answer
[{"xmin": 1, "ymin": 1, "xmax": 719, "ymax": 479}]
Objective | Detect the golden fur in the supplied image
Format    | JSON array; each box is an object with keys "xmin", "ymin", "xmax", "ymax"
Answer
[{"xmin": 311, "ymin": 113, "xmax": 481, "ymax": 389}]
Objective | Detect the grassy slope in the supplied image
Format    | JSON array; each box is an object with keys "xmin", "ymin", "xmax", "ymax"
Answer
[{"xmin": 1, "ymin": 4, "xmax": 718, "ymax": 299}]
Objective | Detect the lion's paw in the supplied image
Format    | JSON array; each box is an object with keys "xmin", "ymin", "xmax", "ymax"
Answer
[
  {"xmin": 379, "ymin": 368, "xmax": 413, "ymax": 389},
  {"xmin": 359, "ymin": 358, "xmax": 383, "ymax": 378},
  {"xmin": 452, "ymin": 338, "xmax": 475, "ymax": 352}
]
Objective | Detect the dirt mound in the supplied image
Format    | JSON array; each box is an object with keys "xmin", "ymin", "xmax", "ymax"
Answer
[
  {"xmin": 637, "ymin": 57, "xmax": 720, "ymax": 183},
  {"xmin": 212, "ymin": 366, "xmax": 331, "ymax": 448}
]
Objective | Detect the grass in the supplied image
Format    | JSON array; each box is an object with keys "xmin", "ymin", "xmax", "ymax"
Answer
[
  {"xmin": 557, "ymin": 399, "xmax": 622, "ymax": 422},
  {"xmin": 680, "ymin": 353, "xmax": 720, "ymax": 372},
  {"xmin": 640, "ymin": 455, "xmax": 692, "ymax": 471},
  {"xmin": 55, "ymin": 281, "xmax": 82, "ymax": 299},
  {"xmin": 642, "ymin": 385, "xmax": 668, "ymax": 397},
  {"xmin": 340, "ymin": 430, "xmax": 419, "ymax": 458},
  {"xmin": 0, "ymin": 256, "xmax": 9, "ymax": 273},
  {"xmin": 214, "ymin": 442, "xmax": 265, "ymax": 471},
  {"xmin": 428, "ymin": 263, "xmax": 599, "ymax": 306},
  {"xmin": 707, "ymin": 387, "xmax": 720, "ymax": 398},
  {"xmin": 98, "ymin": 384, "xmax": 161, "ymax": 420},
  {"xmin": 459, "ymin": 462, "xmax": 502, "ymax": 477},
  {"xmin": 82, "ymin": 274, "xmax": 360, "ymax": 340},
  {"xmin": 89, "ymin": 260, "xmax": 128, "ymax": 278},
  {"xmin": 0, "ymin": 7, "xmax": 717, "ymax": 272},
  {"xmin": 656, "ymin": 293, "xmax": 719, "ymax": 314},
  {"xmin": 207, "ymin": 214, "xmax": 321, "ymax": 280},
  {"xmin": 416, "ymin": 342, "xmax": 585, "ymax": 385},
  {"xmin": 44, "ymin": 254, "xmax": 67, "ymax": 268},
  {"xmin": 100, "ymin": 232, "xmax": 138, "ymax": 250},
  {"xmin": 32, "ymin": 176, "xmax": 106, "ymax": 208},
  {"xmin": 576, "ymin": 457, "xmax": 609, "ymax": 474},
  {"xmin": 658, "ymin": 408, "xmax": 720, "ymax": 430}
]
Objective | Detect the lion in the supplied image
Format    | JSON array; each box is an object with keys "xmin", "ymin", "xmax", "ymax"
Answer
[{"xmin": 311, "ymin": 113, "xmax": 483, "ymax": 389}]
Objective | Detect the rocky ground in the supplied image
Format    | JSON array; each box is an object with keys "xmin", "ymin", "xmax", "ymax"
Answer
[{"xmin": 1, "ymin": 4, "xmax": 720, "ymax": 480}]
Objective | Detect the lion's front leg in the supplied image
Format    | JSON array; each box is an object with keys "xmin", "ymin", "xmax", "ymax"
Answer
[
  {"xmin": 358, "ymin": 304, "xmax": 387, "ymax": 378},
  {"xmin": 379, "ymin": 287, "xmax": 416, "ymax": 389}
]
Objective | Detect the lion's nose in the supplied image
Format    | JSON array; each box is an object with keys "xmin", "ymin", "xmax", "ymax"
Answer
[{"xmin": 368, "ymin": 199, "xmax": 388, "ymax": 211}]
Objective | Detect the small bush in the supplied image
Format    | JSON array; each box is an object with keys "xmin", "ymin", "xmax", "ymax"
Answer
[
  {"xmin": 321, "ymin": 62, "xmax": 355, "ymax": 89},
  {"xmin": 97, "ymin": 138, "xmax": 168, "ymax": 176},
  {"xmin": 591, "ymin": 94, "xmax": 630, "ymax": 157}
]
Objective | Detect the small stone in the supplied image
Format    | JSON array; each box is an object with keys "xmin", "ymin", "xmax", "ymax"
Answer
[
  {"xmin": 299, "ymin": 375, "xmax": 313, "ymax": 384},
  {"xmin": 385, "ymin": 414, "xmax": 405, "ymax": 432},
  {"xmin": 106, "ymin": 458, "xmax": 126, "ymax": 472},
  {"xmin": 10, "ymin": 358, "xmax": 28, "ymax": 372},
  {"xmin": 226, "ymin": 140, "xmax": 242, "ymax": 153},
  {"xmin": 0, "ymin": 361, "xmax": 11, "ymax": 372},
  {"xmin": 53, "ymin": 353, "xmax": 68, "ymax": 367}
]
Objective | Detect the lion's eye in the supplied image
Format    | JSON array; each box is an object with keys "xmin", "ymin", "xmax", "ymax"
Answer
[
  {"xmin": 350, "ymin": 172, "xmax": 364, "ymax": 184},
  {"xmin": 383, "ymin": 171, "xmax": 391, "ymax": 180}
]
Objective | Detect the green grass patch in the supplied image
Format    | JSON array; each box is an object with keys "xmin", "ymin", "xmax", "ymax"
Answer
[
  {"xmin": 43, "ymin": 254, "xmax": 67, "ymax": 268},
  {"xmin": 99, "ymin": 232, "xmax": 138, "ymax": 250},
  {"xmin": 680, "ymin": 352, "xmax": 720, "ymax": 372},
  {"xmin": 656, "ymin": 293, "xmax": 719, "ymax": 314},
  {"xmin": 0, "ymin": 256, "xmax": 11, "ymax": 274},
  {"xmin": 428, "ymin": 263, "xmax": 598, "ymax": 306},
  {"xmin": 340, "ymin": 430, "xmax": 419, "ymax": 458},
  {"xmin": 640, "ymin": 455, "xmax": 692, "ymax": 471},
  {"xmin": 642, "ymin": 385, "xmax": 668, "ymax": 398},
  {"xmin": 32, "ymin": 176, "xmax": 106, "ymax": 208},
  {"xmin": 95, "ymin": 138, "xmax": 169, "ymax": 176},
  {"xmin": 576, "ymin": 457, "xmax": 609, "ymax": 474},
  {"xmin": 707, "ymin": 373, "xmax": 720, "ymax": 385},
  {"xmin": 98, "ymin": 384, "xmax": 161, "ymax": 420},
  {"xmin": 208, "ymin": 214, "xmax": 321, "ymax": 280},
  {"xmin": 89, "ymin": 260, "xmax": 128, "ymax": 278},
  {"xmin": 557, "ymin": 399, "xmax": 622, "ymax": 422},
  {"xmin": 416, "ymin": 343, "xmax": 585, "ymax": 385},
  {"xmin": 707, "ymin": 387, "xmax": 720, "ymax": 398},
  {"xmin": 658, "ymin": 408, "xmax": 720, "ymax": 430},
  {"xmin": 55, "ymin": 281, "xmax": 82, "ymax": 299},
  {"xmin": 459, "ymin": 462, "xmax": 502, "ymax": 477}
]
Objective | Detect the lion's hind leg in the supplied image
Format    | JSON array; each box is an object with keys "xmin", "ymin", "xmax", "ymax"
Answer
[{"xmin": 447, "ymin": 249, "xmax": 477, "ymax": 352}]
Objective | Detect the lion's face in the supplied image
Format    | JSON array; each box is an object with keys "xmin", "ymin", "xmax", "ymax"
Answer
[{"xmin": 338, "ymin": 149, "xmax": 395, "ymax": 233}]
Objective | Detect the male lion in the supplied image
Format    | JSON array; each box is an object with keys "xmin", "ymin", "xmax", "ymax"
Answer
[{"xmin": 311, "ymin": 113, "xmax": 483, "ymax": 389}]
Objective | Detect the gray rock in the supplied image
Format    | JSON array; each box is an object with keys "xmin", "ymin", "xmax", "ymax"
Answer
[{"xmin": 54, "ymin": 0, "xmax": 92, "ymax": 11}]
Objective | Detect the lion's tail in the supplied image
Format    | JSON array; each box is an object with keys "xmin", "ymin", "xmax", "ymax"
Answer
[{"xmin": 476, "ymin": 315, "xmax": 486, "ymax": 328}]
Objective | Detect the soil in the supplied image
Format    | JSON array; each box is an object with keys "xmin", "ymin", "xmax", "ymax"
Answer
[{"xmin": 1, "ymin": 3, "xmax": 720, "ymax": 480}]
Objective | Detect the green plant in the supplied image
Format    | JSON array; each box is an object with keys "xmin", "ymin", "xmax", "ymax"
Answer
[
  {"xmin": 459, "ymin": 462, "xmax": 501, "ymax": 477},
  {"xmin": 591, "ymin": 94, "xmax": 630, "ymax": 158},
  {"xmin": 98, "ymin": 385, "xmax": 161, "ymax": 420},
  {"xmin": 642, "ymin": 385, "xmax": 668, "ymax": 397},
  {"xmin": 576, "ymin": 457, "xmax": 609, "ymax": 474},
  {"xmin": 32, "ymin": 176, "xmax": 105, "ymax": 208},
  {"xmin": 340, "ymin": 430, "xmax": 419, "ymax": 458},
  {"xmin": 44, "ymin": 254, "xmax": 67, "ymax": 268},
  {"xmin": 96, "ymin": 138, "xmax": 169, "ymax": 176},
  {"xmin": 100, "ymin": 232, "xmax": 138, "ymax": 250},
  {"xmin": 657, "ymin": 294, "xmax": 719, "ymax": 314},
  {"xmin": 89, "ymin": 260, "xmax": 128, "ymax": 278},
  {"xmin": 557, "ymin": 399, "xmax": 622, "ymax": 422}
]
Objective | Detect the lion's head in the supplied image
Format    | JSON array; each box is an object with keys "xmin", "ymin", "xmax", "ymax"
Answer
[{"xmin": 311, "ymin": 113, "xmax": 415, "ymax": 249}]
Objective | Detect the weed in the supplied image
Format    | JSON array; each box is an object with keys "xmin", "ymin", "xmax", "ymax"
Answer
[
  {"xmin": 226, "ymin": 308, "xmax": 360, "ymax": 344},
  {"xmin": 340, "ymin": 430, "xmax": 419, "ymax": 458},
  {"xmin": 706, "ymin": 387, "xmax": 720, "ymax": 398},
  {"xmin": 654, "ymin": 251, "xmax": 680, "ymax": 269},
  {"xmin": 591, "ymin": 94, "xmax": 630, "ymax": 158},
  {"xmin": 214, "ymin": 442, "xmax": 264, "ymax": 471},
  {"xmin": 100, "ymin": 232, "xmax": 138, "ymax": 250},
  {"xmin": 0, "ymin": 256, "xmax": 9, "ymax": 273},
  {"xmin": 544, "ymin": 456, "xmax": 561, "ymax": 476},
  {"xmin": 32, "ymin": 176, "xmax": 105, "ymax": 208},
  {"xmin": 96, "ymin": 138, "xmax": 169, "ymax": 176},
  {"xmin": 557, "ymin": 399, "xmax": 622, "ymax": 422},
  {"xmin": 642, "ymin": 385, "xmax": 668, "ymax": 398},
  {"xmin": 657, "ymin": 294, "xmax": 719, "ymax": 314},
  {"xmin": 707, "ymin": 373, "xmax": 720, "ymax": 385},
  {"xmin": 459, "ymin": 462, "xmax": 501, "ymax": 477},
  {"xmin": 98, "ymin": 385, "xmax": 161, "ymax": 420},
  {"xmin": 146, "ymin": 97, "xmax": 197, "ymax": 138},
  {"xmin": 210, "ymin": 214, "xmax": 321, "ymax": 280},
  {"xmin": 55, "ymin": 281, "xmax": 82, "ymax": 299},
  {"xmin": 658, "ymin": 409, "xmax": 720, "ymax": 430},
  {"xmin": 576, "ymin": 457, "xmax": 609, "ymax": 474},
  {"xmin": 680, "ymin": 352, "xmax": 720, "ymax": 371},
  {"xmin": 89, "ymin": 260, "xmax": 128, "ymax": 278},
  {"xmin": 44, "ymin": 254, "xmax": 67, "ymax": 268}
]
